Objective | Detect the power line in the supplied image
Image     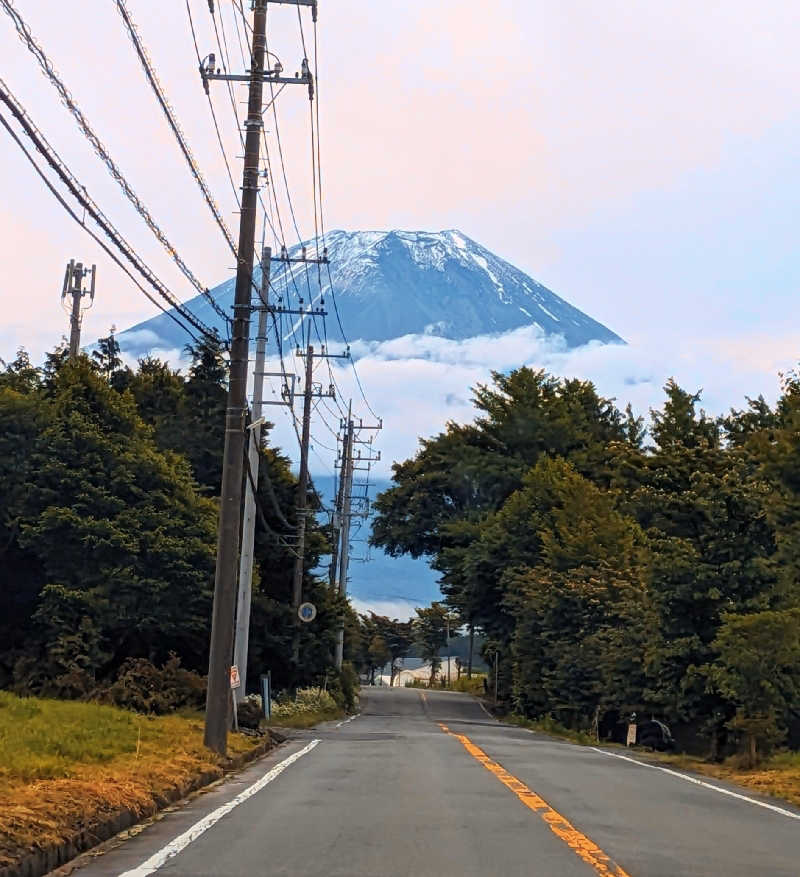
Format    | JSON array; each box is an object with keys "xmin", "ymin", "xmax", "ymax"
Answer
[
  {"xmin": 0, "ymin": 77, "xmax": 216, "ymax": 341},
  {"xmin": 114, "ymin": 0, "xmax": 237, "ymax": 257},
  {"xmin": 0, "ymin": 0, "xmax": 229, "ymax": 328},
  {"xmin": 185, "ymin": 0, "xmax": 240, "ymax": 204},
  {"xmin": 307, "ymin": 17, "xmax": 380, "ymax": 421},
  {"xmin": 0, "ymin": 108, "xmax": 203, "ymax": 346}
]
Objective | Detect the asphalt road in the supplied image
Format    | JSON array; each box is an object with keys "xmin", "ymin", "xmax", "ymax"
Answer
[{"xmin": 71, "ymin": 687, "xmax": 800, "ymax": 877}]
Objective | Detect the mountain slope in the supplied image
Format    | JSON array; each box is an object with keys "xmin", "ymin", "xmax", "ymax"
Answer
[{"xmin": 116, "ymin": 230, "xmax": 622, "ymax": 355}]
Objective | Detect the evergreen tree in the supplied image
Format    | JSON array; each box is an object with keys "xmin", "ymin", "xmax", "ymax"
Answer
[
  {"xmin": 711, "ymin": 609, "xmax": 800, "ymax": 766},
  {"xmin": 92, "ymin": 326, "xmax": 122, "ymax": 380},
  {"xmin": 180, "ymin": 335, "xmax": 228, "ymax": 493},
  {"xmin": 413, "ymin": 603, "xmax": 449, "ymax": 684},
  {"xmin": 10, "ymin": 359, "xmax": 216, "ymax": 692}
]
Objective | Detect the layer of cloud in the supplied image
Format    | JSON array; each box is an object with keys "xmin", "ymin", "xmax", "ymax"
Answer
[
  {"xmin": 266, "ymin": 326, "xmax": 797, "ymax": 479},
  {"xmin": 349, "ymin": 598, "xmax": 419, "ymax": 623}
]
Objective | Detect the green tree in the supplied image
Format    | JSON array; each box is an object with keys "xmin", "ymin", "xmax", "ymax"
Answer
[
  {"xmin": 0, "ymin": 375, "xmax": 47, "ymax": 685},
  {"xmin": 372, "ymin": 368, "xmax": 631, "ymax": 695},
  {"xmin": 92, "ymin": 326, "xmax": 123, "ymax": 381},
  {"xmin": 127, "ymin": 356, "xmax": 186, "ymax": 453},
  {"xmin": 711, "ymin": 609, "xmax": 800, "ymax": 766},
  {"xmin": 0, "ymin": 348, "xmax": 40, "ymax": 394},
  {"xmin": 609, "ymin": 381, "xmax": 778, "ymax": 752},
  {"xmin": 370, "ymin": 614, "xmax": 414, "ymax": 685},
  {"xmin": 414, "ymin": 603, "xmax": 449, "ymax": 685},
  {"xmin": 180, "ymin": 334, "xmax": 228, "ymax": 494},
  {"xmin": 505, "ymin": 458, "xmax": 651, "ymax": 724},
  {"xmin": 10, "ymin": 359, "xmax": 216, "ymax": 692}
]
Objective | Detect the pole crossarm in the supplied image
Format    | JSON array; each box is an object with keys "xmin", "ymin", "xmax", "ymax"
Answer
[
  {"xmin": 201, "ymin": 56, "xmax": 314, "ymax": 100},
  {"xmin": 272, "ymin": 255, "xmax": 328, "ymax": 265},
  {"xmin": 268, "ymin": 0, "xmax": 317, "ymax": 8},
  {"xmin": 205, "ymin": 71, "xmax": 311, "ymax": 87},
  {"xmin": 297, "ymin": 346, "xmax": 349, "ymax": 359},
  {"xmin": 353, "ymin": 451, "xmax": 381, "ymax": 462},
  {"xmin": 254, "ymin": 305, "xmax": 327, "ymax": 317},
  {"xmin": 341, "ymin": 419, "xmax": 383, "ymax": 431}
]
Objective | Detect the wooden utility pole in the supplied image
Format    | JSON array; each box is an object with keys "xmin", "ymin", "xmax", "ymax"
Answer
[
  {"xmin": 467, "ymin": 622, "xmax": 474, "ymax": 679},
  {"xmin": 61, "ymin": 260, "xmax": 95, "ymax": 358},
  {"xmin": 203, "ymin": 0, "xmax": 268, "ymax": 755},
  {"xmin": 233, "ymin": 247, "xmax": 271, "ymax": 704},
  {"xmin": 328, "ymin": 454, "xmax": 347, "ymax": 589},
  {"xmin": 291, "ymin": 345, "xmax": 315, "ymax": 664},
  {"xmin": 334, "ymin": 411, "xmax": 354, "ymax": 669}
]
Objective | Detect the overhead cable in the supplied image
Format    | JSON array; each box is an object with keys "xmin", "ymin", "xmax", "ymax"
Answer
[
  {"xmin": 0, "ymin": 0, "xmax": 229, "ymax": 327},
  {"xmin": 0, "ymin": 77, "xmax": 217, "ymax": 341},
  {"xmin": 113, "ymin": 0, "xmax": 237, "ymax": 255},
  {"xmin": 0, "ymin": 108, "xmax": 203, "ymax": 345},
  {"xmin": 307, "ymin": 18, "xmax": 380, "ymax": 421}
]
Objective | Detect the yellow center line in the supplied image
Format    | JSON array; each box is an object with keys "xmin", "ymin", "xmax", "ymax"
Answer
[{"xmin": 438, "ymin": 722, "xmax": 632, "ymax": 877}]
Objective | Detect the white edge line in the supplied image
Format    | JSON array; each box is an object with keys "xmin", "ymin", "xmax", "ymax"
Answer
[
  {"xmin": 335, "ymin": 713, "xmax": 360, "ymax": 728},
  {"xmin": 119, "ymin": 739, "xmax": 321, "ymax": 876},
  {"xmin": 591, "ymin": 746, "xmax": 800, "ymax": 822},
  {"xmin": 477, "ymin": 698, "xmax": 498, "ymax": 722}
]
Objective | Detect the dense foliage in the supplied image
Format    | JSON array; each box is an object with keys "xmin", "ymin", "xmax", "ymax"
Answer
[
  {"xmin": 372, "ymin": 366, "xmax": 800, "ymax": 762},
  {"xmin": 0, "ymin": 339, "xmax": 358, "ymax": 702}
]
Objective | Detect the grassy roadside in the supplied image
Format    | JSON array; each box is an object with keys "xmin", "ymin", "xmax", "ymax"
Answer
[
  {"xmin": 0, "ymin": 692, "xmax": 264, "ymax": 868},
  {"xmin": 641, "ymin": 749, "xmax": 800, "ymax": 808},
  {"xmin": 265, "ymin": 686, "xmax": 350, "ymax": 730},
  {"xmin": 501, "ymin": 712, "xmax": 597, "ymax": 745},
  {"xmin": 405, "ymin": 675, "xmax": 487, "ymax": 695},
  {"xmin": 490, "ymin": 705, "xmax": 800, "ymax": 807},
  {"xmin": 266, "ymin": 706, "xmax": 345, "ymax": 730}
]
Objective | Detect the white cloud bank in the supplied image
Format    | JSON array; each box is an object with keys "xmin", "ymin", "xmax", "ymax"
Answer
[
  {"xmin": 289, "ymin": 325, "xmax": 798, "ymax": 478},
  {"xmin": 84, "ymin": 323, "xmax": 799, "ymax": 485}
]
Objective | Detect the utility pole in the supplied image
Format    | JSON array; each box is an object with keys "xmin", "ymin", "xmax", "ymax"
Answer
[
  {"xmin": 335, "ymin": 414, "xmax": 381, "ymax": 669},
  {"xmin": 291, "ymin": 344, "xmax": 315, "ymax": 664},
  {"xmin": 233, "ymin": 247, "xmax": 271, "ymax": 704},
  {"xmin": 328, "ymin": 451, "xmax": 346, "ymax": 589},
  {"xmin": 467, "ymin": 622, "xmax": 474, "ymax": 679},
  {"xmin": 203, "ymin": 0, "xmax": 268, "ymax": 756},
  {"xmin": 446, "ymin": 614, "xmax": 451, "ymax": 688},
  {"xmin": 61, "ymin": 260, "xmax": 95, "ymax": 358},
  {"xmin": 200, "ymin": 0, "xmax": 315, "ymax": 753},
  {"xmin": 334, "ymin": 409, "xmax": 354, "ymax": 669},
  {"xmin": 288, "ymin": 344, "xmax": 341, "ymax": 667}
]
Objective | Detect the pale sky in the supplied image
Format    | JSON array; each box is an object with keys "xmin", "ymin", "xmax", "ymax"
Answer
[{"xmin": 1, "ymin": 1, "xmax": 799, "ymax": 476}]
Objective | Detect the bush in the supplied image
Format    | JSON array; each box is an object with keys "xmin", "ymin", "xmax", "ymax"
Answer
[
  {"xmin": 403, "ymin": 675, "xmax": 486, "ymax": 694},
  {"xmin": 102, "ymin": 654, "xmax": 206, "ymax": 715},
  {"xmin": 270, "ymin": 687, "xmax": 337, "ymax": 721},
  {"xmin": 237, "ymin": 694, "xmax": 264, "ymax": 730},
  {"xmin": 507, "ymin": 713, "xmax": 596, "ymax": 745},
  {"xmin": 326, "ymin": 662, "xmax": 359, "ymax": 712},
  {"xmin": 451, "ymin": 675, "xmax": 487, "ymax": 695}
]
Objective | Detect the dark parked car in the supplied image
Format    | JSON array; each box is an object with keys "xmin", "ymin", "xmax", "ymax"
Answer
[{"xmin": 636, "ymin": 719, "xmax": 675, "ymax": 751}]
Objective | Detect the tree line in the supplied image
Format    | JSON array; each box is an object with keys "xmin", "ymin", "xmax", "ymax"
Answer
[
  {"xmin": 371, "ymin": 366, "xmax": 800, "ymax": 763},
  {"xmin": 0, "ymin": 334, "xmax": 360, "ymax": 702}
]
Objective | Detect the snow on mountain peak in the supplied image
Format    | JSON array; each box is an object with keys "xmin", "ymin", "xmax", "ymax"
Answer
[{"xmin": 115, "ymin": 229, "xmax": 623, "ymax": 355}]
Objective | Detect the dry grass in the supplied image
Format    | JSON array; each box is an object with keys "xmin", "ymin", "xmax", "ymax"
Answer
[
  {"xmin": 0, "ymin": 692, "xmax": 262, "ymax": 867},
  {"xmin": 644, "ymin": 749, "xmax": 800, "ymax": 807},
  {"xmin": 500, "ymin": 706, "xmax": 800, "ymax": 806},
  {"xmin": 267, "ymin": 707, "xmax": 343, "ymax": 729}
]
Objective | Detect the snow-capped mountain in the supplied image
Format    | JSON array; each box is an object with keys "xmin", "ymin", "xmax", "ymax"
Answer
[{"xmin": 116, "ymin": 230, "xmax": 622, "ymax": 354}]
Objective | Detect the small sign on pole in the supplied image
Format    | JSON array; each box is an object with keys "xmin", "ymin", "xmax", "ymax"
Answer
[
  {"xmin": 230, "ymin": 665, "xmax": 241, "ymax": 690},
  {"xmin": 298, "ymin": 602, "xmax": 317, "ymax": 623}
]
